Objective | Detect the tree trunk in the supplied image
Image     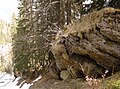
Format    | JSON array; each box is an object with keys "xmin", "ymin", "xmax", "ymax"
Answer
[{"xmin": 65, "ymin": 0, "xmax": 71, "ymax": 25}]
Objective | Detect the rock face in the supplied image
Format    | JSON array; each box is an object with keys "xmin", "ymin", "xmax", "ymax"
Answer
[
  {"xmin": 29, "ymin": 8, "xmax": 120, "ymax": 89},
  {"xmin": 52, "ymin": 7, "xmax": 120, "ymax": 78}
]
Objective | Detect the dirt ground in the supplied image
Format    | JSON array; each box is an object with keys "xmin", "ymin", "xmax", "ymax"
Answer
[{"xmin": 29, "ymin": 72, "xmax": 120, "ymax": 89}]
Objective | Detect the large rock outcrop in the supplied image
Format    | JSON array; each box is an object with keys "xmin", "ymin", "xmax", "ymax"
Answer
[
  {"xmin": 29, "ymin": 7, "xmax": 120, "ymax": 89},
  {"xmin": 52, "ymin": 7, "xmax": 120, "ymax": 78}
]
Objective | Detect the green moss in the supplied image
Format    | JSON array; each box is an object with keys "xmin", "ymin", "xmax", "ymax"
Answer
[
  {"xmin": 111, "ymin": 80, "xmax": 120, "ymax": 89},
  {"xmin": 105, "ymin": 79, "xmax": 120, "ymax": 89}
]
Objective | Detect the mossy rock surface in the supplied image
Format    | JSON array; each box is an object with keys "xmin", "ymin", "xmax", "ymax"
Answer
[{"xmin": 52, "ymin": 7, "xmax": 120, "ymax": 78}]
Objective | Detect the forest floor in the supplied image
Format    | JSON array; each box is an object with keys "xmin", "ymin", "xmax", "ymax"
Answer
[
  {"xmin": 0, "ymin": 72, "xmax": 120, "ymax": 89},
  {"xmin": 29, "ymin": 72, "xmax": 120, "ymax": 89}
]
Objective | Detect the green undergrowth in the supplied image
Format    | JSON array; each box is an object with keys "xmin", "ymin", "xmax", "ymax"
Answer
[
  {"xmin": 105, "ymin": 79, "xmax": 120, "ymax": 89},
  {"xmin": 101, "ymin": 72, "xmax": 120, "ymax": 89}
]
